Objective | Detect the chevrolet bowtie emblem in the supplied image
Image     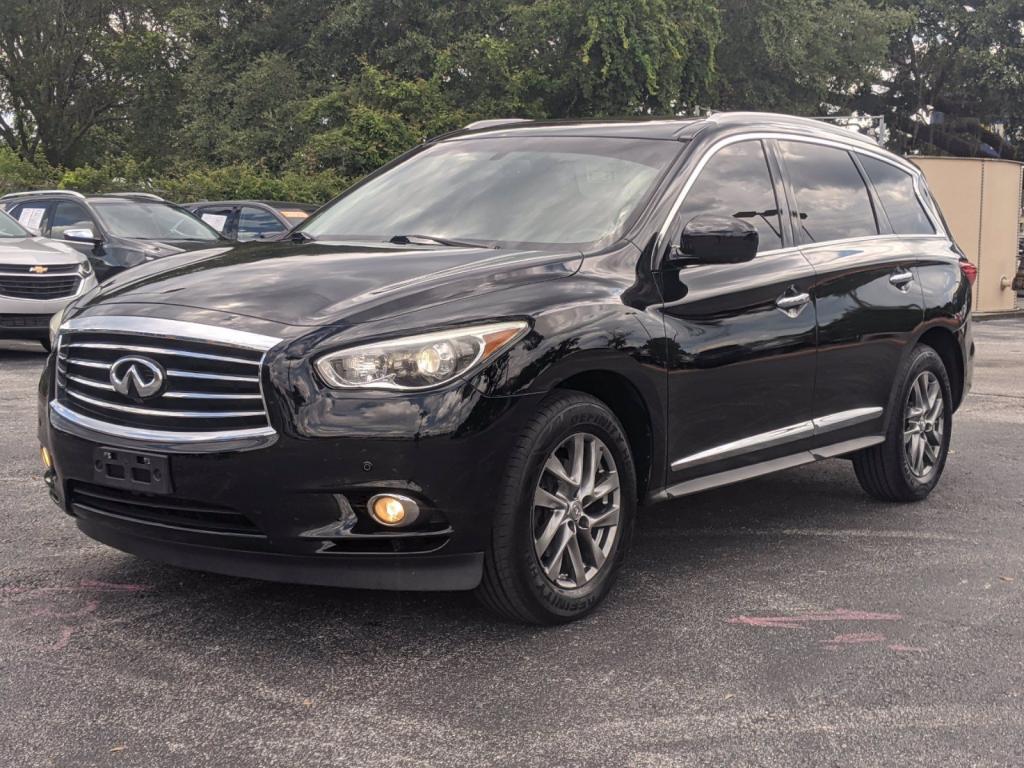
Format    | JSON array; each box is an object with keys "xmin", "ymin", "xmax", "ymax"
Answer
[{"xmin": 29, "ymin": 265, "xmax": 48, "ymax": 274}]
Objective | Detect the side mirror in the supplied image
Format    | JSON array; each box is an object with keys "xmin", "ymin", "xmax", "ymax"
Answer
[
  {"xmin": 675, "ymin": 215, "xmax": 758, "ymax": 265},
  {"xmin": 64, "ymin": 228, "xmax": 100, "ymax": 245}
]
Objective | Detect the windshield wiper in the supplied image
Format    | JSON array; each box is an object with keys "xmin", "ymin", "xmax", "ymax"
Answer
[{"xmin": 389, "ymin": 234, "xmax": 494, "ymax": 249}]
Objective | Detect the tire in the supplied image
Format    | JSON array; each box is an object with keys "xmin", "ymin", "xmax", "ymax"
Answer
[
  {"xmin": 475, "ymin": 391, "xmax": 637, "ymax": 624},
  {"xmin": 853, "ymin": 345, "xmax": 953, "ymax": 502},
  {"xmin": 39, "ymin": 338, "xmax": 51, "ymax": 352}
]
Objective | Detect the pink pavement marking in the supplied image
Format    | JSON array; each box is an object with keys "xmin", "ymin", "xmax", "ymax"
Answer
[{"xmin": 727, "ymin": 608, "xmax": 903, "ymax": 629}]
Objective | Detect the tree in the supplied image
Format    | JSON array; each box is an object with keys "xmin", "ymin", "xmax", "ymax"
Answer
[
  {"xmin": 712, "ymin": 0, "xmax": 898, "ymax": 114},
  {"xmin": 0, "ymin": 0, "xmax": 178, "ymax": 167},
  {"xmin": 855, "ymin": 0, "xmax": 1024, "ymax": 158}
]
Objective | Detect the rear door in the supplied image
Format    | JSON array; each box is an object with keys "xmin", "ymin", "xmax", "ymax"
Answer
[
  {"xmin": 7, "ymin": 200, "xmax": 52, "ymax": 237},
  {"xmin": 659, "ymin": 139, "xmax": 819, "ymax": 484},
  {"xmin": 777, "ymin": 140, "xmax": 924, "ymax": 443}
]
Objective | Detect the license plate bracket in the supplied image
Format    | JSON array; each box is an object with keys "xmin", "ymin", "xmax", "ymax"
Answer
[{"xmin": 93, "ymin": 447, "xmax": 171, "ymax": 495}]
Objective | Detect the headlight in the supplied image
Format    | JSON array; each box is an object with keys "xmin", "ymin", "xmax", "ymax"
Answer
[
  {"xmin": 315, "ymin": 321, "xmax": 528, "ymax": 391},
  {"xmin": 49, "ymin": 306, "xmax": 67, "ymax": 348}
]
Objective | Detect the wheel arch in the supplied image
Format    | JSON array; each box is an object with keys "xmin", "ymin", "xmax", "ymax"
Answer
[
  {"xmin": 552, "ymin": 369, "xmax": 658, "ymax": 501},
  {"xmin": 916, "ymin": 325, "xmax": 965, "ymax": 411}
]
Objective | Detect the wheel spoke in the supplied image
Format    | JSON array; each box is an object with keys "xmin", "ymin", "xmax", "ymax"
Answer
[
  {"xmin": 569, "ymin": 434, "xmax": 585, "ymax": 488},
  {"xmin": 535, "ymin": 512, "xmax": 564, "ymax": 558},
  {"xmin": 579, "ymin": 440, "xmax": 600, "ymax": 500},
  {"xmin": 543, "ymin": 454, "xmax": 573, "ymax": 486},
  {"xmin": 534, "ymin": 486, "xmax": 566, "ymax": 509},
  {"xmin": 589, "ymin": 472, "xmax": 619, "ymax": 505},
  {"xmin": 580, "ymin": 531, "xmax": 607, "ymax": 570},
  {"xmin": 566, "ymin": 535, "xmax": 587, "ymax": 587},
  {"xmin": 923, "ymin": 440, "xmax": 939, "ymax": 465},
  {"xmin": 544, "ymin": 528, "xmax": 571, "ymax": 580},
  {"xmin": 586, "ymin": 504, "xmax": 620, "ymax": 529}
]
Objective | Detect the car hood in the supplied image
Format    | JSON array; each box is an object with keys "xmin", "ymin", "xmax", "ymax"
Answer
[
  {"xmin": 0, "ymin": 236, "xmax": 87, "ymax": 265},
  {"xmin": 79, "ymin": 240, "xmax": 582, "ymax": 327}
]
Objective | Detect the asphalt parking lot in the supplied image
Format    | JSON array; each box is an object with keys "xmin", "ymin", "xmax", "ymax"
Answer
[{"xmin": 2, "ymin": 319, "xmax": 1023, "ymax": 768}]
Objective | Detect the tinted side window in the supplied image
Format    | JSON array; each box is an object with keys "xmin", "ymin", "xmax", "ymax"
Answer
[
  {"xmin": 676, "ymin": 140, "xmax": 783, "ymax": 252},
  {"xmin": 195, "ymin": 206, "xmax": 234, "ymax": 234},
  {"xmin": 780, "ymin": 142, "xmax": 877, "ymax": 244},
  {"xmin": 858, "ymin": 155, "xmax": 935, "ymax": 235},
  {"xmin": 237, "ymin": 206, "xmax": 285, "ymax": 241},
  {"xmin": 9, "ymin": 202, "xmax": 50, "ymax": 234},
  {"xmin": 49, "ymin": 201, "xmax": 96, "ymax": 239}
]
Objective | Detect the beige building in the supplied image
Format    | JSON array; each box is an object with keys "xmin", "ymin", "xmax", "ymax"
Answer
[{"xmin": 911, "ymin": 156, "xmax": 1022, "ymax": 314}]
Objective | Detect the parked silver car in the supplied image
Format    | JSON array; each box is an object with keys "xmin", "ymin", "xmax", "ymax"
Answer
[{"xmin": 0, "ymin": 209, "xmax": 98, "ymax": 351}]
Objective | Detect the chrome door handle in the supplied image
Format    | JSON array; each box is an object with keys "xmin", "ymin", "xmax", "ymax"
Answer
[
  {"xmin": 775, "ymin": 292, "xmax": 811, "ymax": 310},
  {"xmin": 889, "ymin": 269, "xmax": 914, "ymax": 290},
  {"xmin": 775, "ymin": 291, "xmax": 811, "ymax": 317}
]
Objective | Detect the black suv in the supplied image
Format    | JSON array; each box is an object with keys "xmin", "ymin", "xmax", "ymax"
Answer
[
  {"xmin": 40, "ymin": 113, "xmax": 974, "ymax": 624},
  {"xmin": 1, "ymin": 191, "xmax": 225, "ymax": 281}
]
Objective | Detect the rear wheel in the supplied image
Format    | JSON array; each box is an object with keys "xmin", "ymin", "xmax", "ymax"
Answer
[
  {"xmin": 853, "ymin": 345, "xmax": 952, "ymax": 501},
  {"xmin": 475, "ymin": 391, "xmax": 636, "ymax": 624}
]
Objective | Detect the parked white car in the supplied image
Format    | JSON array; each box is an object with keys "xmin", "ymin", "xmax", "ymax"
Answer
[{"xmin": 0, "ymin": 208, "xmax": 98, "ymax": 351}]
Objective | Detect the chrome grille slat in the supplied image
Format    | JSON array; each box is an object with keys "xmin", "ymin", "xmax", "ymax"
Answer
[
  {"xmin": 68, "ymin": 390, "xmax": 266, "ymax": 419},
  {"xmin": 165, "ymin": 369, "xmax": 260, "ymax": 383},
  {"xmin": 65, "ymin": 341, "xmax": 259, "ymax": 366},
  {"xmin": 55, "ymin": 322, "xmax": 277, "ymax": 437},
  {"xmin": 163, "ymin": 391, "xmax": 263, "ymax": 400}
]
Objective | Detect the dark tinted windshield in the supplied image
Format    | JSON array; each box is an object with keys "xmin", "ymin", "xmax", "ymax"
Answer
[
  {"xmin": 0, "ymin": 210, "xmax": 30, "ymax": 238},
  {"xmin": 302, "ymin": 137, "xmax": 682, "ymax": 247},
  {"xmin": 92, "ymin": 201, "xmax": 221, "ymax": 241}
]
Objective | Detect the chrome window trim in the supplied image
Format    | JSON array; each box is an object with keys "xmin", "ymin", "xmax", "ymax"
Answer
[
  {"xmin": 671, "ymin": 407, "xmax": 883, "ymax": 471},
  {"xmin": 656, "ymin": 131, "xmax": 948, "ymax": 258},
  {"xmin": 59, "ymin": 315, "xmax": 281, "ymax": 351}
]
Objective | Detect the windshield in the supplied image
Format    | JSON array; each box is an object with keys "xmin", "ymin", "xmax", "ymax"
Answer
[
  {"xmin": 92, "ymin": 201, "xmax": 221, "ymax": 241},
  {"xmin": 301, "ymin": 136, "xmax": 682, "ymax": 248},
  {"xmin": 0, "ymin": 209, "xmax": 30, "ymax": 238}
]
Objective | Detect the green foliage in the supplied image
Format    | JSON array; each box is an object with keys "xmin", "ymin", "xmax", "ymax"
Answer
[{"xmin": 1, "ymin": 0, "xmax": 1022, "ymax": 204}]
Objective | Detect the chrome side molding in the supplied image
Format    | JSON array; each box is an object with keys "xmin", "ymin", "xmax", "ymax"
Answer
[
  {"xmin": 671, "ymin": 407, "xmax": 883, "ymax": 471},
  {"xmin": 656, "ymin": 435, "xmax": 885, "ymax": 501}
]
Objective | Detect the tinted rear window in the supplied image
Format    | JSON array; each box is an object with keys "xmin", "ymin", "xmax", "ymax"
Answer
[
  {"xmin": 780, "ymin": 141, "xmax": 878, "ymax": 244},
  {"xmin": 858, "ymin": 155, "xmax": 935, "ymax": 235}
]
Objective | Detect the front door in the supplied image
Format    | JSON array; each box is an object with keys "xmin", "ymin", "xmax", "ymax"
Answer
[{"xmin": 658, "ymin": 139, "xmax": 818, "ymax": 486}]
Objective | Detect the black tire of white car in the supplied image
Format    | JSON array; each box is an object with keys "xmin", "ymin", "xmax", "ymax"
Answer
[
  {"xmin": 853, "ymin": 345, "xmax": 953, "ymax": 502},
  {"xmin": 475, "ymin": 391, "xmax": 636, "ymax": 624}
]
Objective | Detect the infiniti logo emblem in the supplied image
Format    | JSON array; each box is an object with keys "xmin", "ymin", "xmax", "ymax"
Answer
[{"xmin": 109, "ymin": 356, "xmax": 165, "ymax": 400}]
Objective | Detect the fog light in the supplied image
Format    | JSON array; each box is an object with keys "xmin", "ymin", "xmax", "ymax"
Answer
[
  {"xmin": 368, "ymin": 494, "xmax": 420, "ymax": 528},
  {"xmin": 40, "ymin": 446, "xmax": 53, "ymax": 470}
]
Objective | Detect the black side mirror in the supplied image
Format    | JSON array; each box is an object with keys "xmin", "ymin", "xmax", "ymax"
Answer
[{"xmin": 674, "ymin": 215, "xmax": 758, "ymax": 265}]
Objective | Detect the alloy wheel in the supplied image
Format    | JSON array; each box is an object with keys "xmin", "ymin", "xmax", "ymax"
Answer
[
  {"xmin": 532, "ymin": 432, "xmax": 621, "ymax": 589},
  {"xmin": 904, "ymin": 370, "xmax": 945, "ymax": 479}
]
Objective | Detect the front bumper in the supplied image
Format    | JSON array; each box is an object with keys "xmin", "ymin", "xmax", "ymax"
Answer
[{"xmin": 40, "ymin": 354, "xmax": 540, "ymax": 591}]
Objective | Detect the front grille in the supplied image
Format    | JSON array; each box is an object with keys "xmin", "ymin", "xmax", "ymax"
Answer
[
  {"xmin": 0, "ymin": 313, "xmax": 50, "ymax": 328},
  {"xmin": 70, "ymin": 482, "xmax": 264, "ymax": 537},
  {"xmin": 0, "ymin": 263, "xmax": 80, "ymax": 274},
  {"xmin": 0, "ymin": 274, "xmax": 80, "ymax": 300},
  {"xmin": 57, "ymin": 330, "xmax": 271, "ymax": 433}
]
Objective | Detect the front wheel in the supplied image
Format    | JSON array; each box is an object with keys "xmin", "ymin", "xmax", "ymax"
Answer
[
  {"xmin": 853, "ymin": 345, "xmax": 953, "ymax": 502},
  {"xmin": 475, "ymin": 391, "xmax": 636, "ymax": 624}
]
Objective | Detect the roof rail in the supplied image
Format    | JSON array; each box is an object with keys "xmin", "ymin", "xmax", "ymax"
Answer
[
  {"xmin": 463, "ymin": 118, "xmax": 532, "ymax": 131},
  {"xmin": 97, "ymin": 192, "xmax": 164, "ymax": 201},
  {"xmin": 0, "ymin": 189, "xmax": 87, "ymax": 201}
]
